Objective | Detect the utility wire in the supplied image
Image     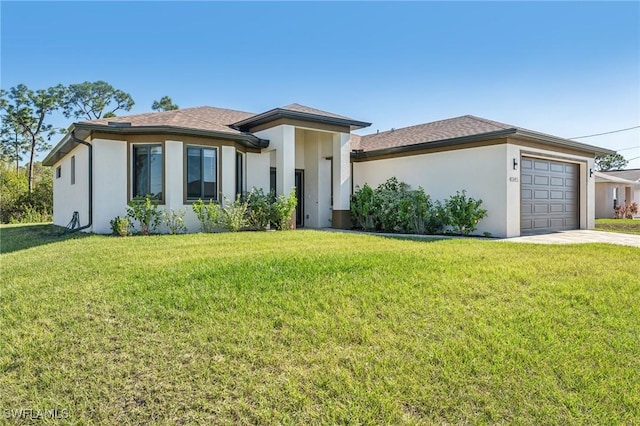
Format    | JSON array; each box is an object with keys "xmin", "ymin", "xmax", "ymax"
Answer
[
  {"xmin": 571, "ymin": 125, "xmax": 640, "ymax": 139},
  {"xmin": 615, "ymin": 146, "xmax": 640, "ymax": 152}
]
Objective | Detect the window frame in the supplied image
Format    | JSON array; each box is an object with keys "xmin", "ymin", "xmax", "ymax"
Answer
[
  {"xmin": 236, "ymin": 151, "xmax": 245, "ymax": 197},
  {"xmin": 70, "ymin": 155, "xmax": 76, "ymax": 185},
  {"xmin": 56, "ymin": 165, "xmax": 61, "ymax": 179},
  {"xmin": 130, "ymin": 143, "xmax": 164, "ymax": 202},
  {"xmin": 185, "ymin": 145, "xmax": 219, "ymax": 203}
]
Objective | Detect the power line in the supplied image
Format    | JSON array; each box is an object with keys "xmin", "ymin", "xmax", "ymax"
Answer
[
  {"xmin": 571, "ymin": 125, "xmax": 640, "ymax": 139},
  {"xmin": 615, "ymin": 146, "xmax": 640, "ymax": 152}
]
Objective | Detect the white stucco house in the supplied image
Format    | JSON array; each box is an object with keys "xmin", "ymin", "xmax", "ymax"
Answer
[
  {"xmin": 594, "ymin": 169, "xmax": 640, "ymax": 218},
  {"xmin": 44, "ymin": 103, "xmax": 614, "ymax": 237}
]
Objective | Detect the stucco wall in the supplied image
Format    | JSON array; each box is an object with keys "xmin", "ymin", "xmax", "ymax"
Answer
[
  {"xmin": 353, "ymin": 144, "xmax": 508, "ymax": 237},
  {"xmin": 353, "ymin": 142, "xmax": 597, "ymax": 237},
  {"xmin": 92, "ymin": 139, "xmax": 128, "ymax": 234},
  {"xmin": 53, "ymin": 144, "xmax": 89, "ymax": 230}
]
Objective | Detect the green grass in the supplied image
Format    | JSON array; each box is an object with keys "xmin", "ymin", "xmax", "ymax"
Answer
[
  {"xmin": 1, "ymin": 225, "xmax": 639, "ymax": 424},
  {"xmin": 595, "ymin": 218, "xmax": 640, "ymax": 235}
]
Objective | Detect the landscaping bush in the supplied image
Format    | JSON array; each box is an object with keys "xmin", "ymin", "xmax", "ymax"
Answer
[
  {"xmin": 351, "ymin": 183, "xmax": 377, "ymax": 231},
  {"xmin": 126, "ymin": 195, "xmax": 162, "ymax": 236},
  {"xmin": 220, "ymin": 195, "xmax": 248, "ymax": 232},
  {"xmin": 245, "ymin": 188, "xmax": 272, "ymax": 230},
  {"xmin": 110, "ymin": 216, "xmax": 130, "ymax": 236},
  {"xmin": 442, "ymin": 190, "xmax": 487, "ymax": 235},
  {"xmin": 192, "ymin": 198, "xmax": 221, "ymax": 233},
  {"xmin": 614, "ymin": 202, "xmax": 638, "ymax": 219},
  {"xmin": 271, "ymin": 188, "xmax": 297, "ymax": 230},
  {"xmin": 350, "ymin": 178, "xmax": 486, "ymax": 236},
  {"xmin": 162, "ymin": 208, "xmax": 187, "ymax": 234}
]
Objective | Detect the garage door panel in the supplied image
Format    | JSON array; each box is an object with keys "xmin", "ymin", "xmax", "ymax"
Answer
[
  {"xmin": 534, "ymin": 161, "xmax": 549, "ymax": 171},
  {"xmin": 534, "ymin": 190, "xmax": 549, "ymax": 199},
  {"xmin": 550, "ymin": 177, "xmax": 564, "ymax": 186},
  {"xmin": 521, "ymin": 157, "xmax": 579, "ymax": 235},
  {"xmin": 549, "ymin": 204, "xmax": 564, "ymax": 213},
  {"xmin": 533, "ymin": 204, "xmax": 549, "ymax": 214},
  {"xmin": 550, "ymin": 190, "xmax": 564, "ymax": 199},
  {"xmin": 550, "ymin": 163, "xmax": 564, "ymax": 172}
]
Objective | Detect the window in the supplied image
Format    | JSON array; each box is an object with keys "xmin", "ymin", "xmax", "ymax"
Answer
[
  {"xmin": 187, "ymin": 146, "xmax": 217, "ymax": 201},
  {"xmin": 56, "ymin": 166, "xmax": 61, "ymax": 179},
  {"xmin": 70, "ymin": 156, "xmax": 76, "ymax": 185},
  {"xmin": 133, "ymin": 144, "xmax": 163, "ymax": 200},
  {"xmin": 236, "ymin": 152, "xmax": 244, "ymax": 197},
  {"xmin": 270, "ymin": 167, "xmax": 276, "ymax": 196}
]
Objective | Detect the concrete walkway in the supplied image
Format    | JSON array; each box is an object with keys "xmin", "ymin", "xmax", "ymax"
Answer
[
  {"xmin": 500, "ymin": 230, "xmax": 640, "ymax": 247},
  {"xmin": 322, "ymin": 228, "xmax": 639, "ymax": 248}
]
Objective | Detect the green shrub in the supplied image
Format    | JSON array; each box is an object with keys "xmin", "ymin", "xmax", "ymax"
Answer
[
  {"xmin": 110, "ymin": 216, "xmax": 130, "ymax": 236},
  {"xmin": 1, "ymin": 162, "xmax": 52, "ymax": 223},
  {"xmin": 162, "ymin": 208, "xmax": 187, "ymax": 234},
  {"xmin": 126, "ymin": 195, "xmax": 162, "ymax": 236},
  {"xmin": 245, "ymin": 188, "xmax": 272, "ymax": 230},
  {"xmin": 351, "ymin": 183, "xmax": 376, "ymax": 231},
  {"xmin": 442, "ymin": 190, "xmax": 487, "ymax": 235},
  {"xmin": 192, "ymin": 199, "xmax": 221, "ymax": 233},
  {"xmin": 220, "ymin": 195, "xmax": 248, "ymax": 232},
  {"xmin": 271, "ymin": 188, "xmax": 298, "ymax": 231}
]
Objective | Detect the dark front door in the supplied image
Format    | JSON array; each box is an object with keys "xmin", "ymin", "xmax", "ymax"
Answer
[{"xmin": 295, "ymin": 169, "xmax": 304, "ymax": 228}]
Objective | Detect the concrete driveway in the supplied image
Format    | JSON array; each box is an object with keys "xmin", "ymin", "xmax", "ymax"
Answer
[{"xmin": 502, "ymin": 230, "xmax": 640, "ymax": 247}]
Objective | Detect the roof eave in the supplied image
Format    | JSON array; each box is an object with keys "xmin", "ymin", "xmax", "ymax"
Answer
[
  {"xmin": 232, "ymin": 108, "xmax": 371, "ymax": 131},
  {"xmin": 352, "ymin": 129, "xmax": 517, "ymax": 159},
  {"xmin": 42, "ymin": 123, "xmax": 270, "ymax": 166},
  {"xmin": 513, "ymin": 129, "xmax": 615, "ymax": 156},
  {"xmin": 353, "ymin": 128, "xmax": 616, "ymax": 159}
]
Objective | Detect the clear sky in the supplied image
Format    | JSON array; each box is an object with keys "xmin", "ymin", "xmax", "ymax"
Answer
[{"xmin": 2, "ymin": 1, "xmax": 639, "ymax": 167}]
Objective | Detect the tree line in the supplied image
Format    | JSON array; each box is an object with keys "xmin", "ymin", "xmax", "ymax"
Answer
[{"xmin": 0, "ymin": 80, "xmax": 178, "ymax": 223}]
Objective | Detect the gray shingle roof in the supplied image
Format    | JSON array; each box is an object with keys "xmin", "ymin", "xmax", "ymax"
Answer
[
  {"xmin": 358, "ymin": 115, "xmax": 518, "ymax": 151},
  {"xmin": 84, "ymin": 106, "xmax": 256, "ymax": 135},
  {"xmin": 599, "ymin": 169, "xmax": 640, "ymax": 182},
  {"xmin": 279, "ymin": 103, "xmax": 357, "ymax": 121}
]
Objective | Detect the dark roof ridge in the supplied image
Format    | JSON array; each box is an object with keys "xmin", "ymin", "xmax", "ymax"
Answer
[
  {"xmin": 463, "ymin": 115, "xmax": 514, "ymax": 130},
  {"xmin": 362, "ymin": 114, "xmax": 504, "ymax": 138}
]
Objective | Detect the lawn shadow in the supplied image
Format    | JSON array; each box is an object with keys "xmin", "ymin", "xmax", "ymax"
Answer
[{"xmin": 0, "ymin": 223, "xmax": 91, "ymax": 254}]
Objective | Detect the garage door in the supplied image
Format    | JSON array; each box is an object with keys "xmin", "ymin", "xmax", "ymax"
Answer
[{"xmin": 521, "ymin": 157, "xmax": 579, "ymax": 235}]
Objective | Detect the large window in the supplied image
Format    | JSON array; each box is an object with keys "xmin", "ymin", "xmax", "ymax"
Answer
[
  {"xmin": 187, "ymin": 146, "xmax": 217, "ymax": 201},
  {"xmin": 133, "ymin": 144, "xmax": 163, "ymax": 200}
]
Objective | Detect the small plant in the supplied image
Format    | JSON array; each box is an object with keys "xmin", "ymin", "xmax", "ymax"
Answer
[
  {"xmin": 271, "ymin": 188, "xmax": 298, "ymax": 231},
  {"xmin": 442, "ymin": 190, "xmax": 487, "ymax": 235},
  {"xmin": 351, "ymin": 183, "xmax": 376, "ymax": 231},
  {"xmin": 109, "ymin": 216, "xmax": 130, "ymax": 236},
  {"xmin": 220, "ymin": 195, "xmax": 248, "ymax": 232},
  {"xmin": 192, "ymin": 198, "xmax": 221, "ymax": 232},
  {"xmin": 162, "ymin": 208, "xmax": 187, "ymax": 234},
  {"xmin": 126, "ymin": 195, "xmax": 162, "ymax": 236},
  {"xmin": 245, "ymin": 188, "xmax": 272, "ymax": 230},
  {"xmin": 614, "ymin": 202, "xmax": 638, "ymax": 219}
]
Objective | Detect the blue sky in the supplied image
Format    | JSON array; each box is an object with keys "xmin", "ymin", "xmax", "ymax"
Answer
[{"xmin": 2, "ymin": 1, "xmax": 639, "ymax": 167}]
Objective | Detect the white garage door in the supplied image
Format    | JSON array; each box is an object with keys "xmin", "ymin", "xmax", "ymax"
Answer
[{"xmin": 521, "ymin": 157, "xmax": 579, "ymax": 235}]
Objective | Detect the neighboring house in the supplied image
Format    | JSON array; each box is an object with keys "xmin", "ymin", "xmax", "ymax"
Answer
[
  {"xmin": 594, "ymin": 169, "xmax": 640, "ymax": 218},
  {"xmin": 44, "ymin": 103, "xmax": 613, "ymax": 237}
]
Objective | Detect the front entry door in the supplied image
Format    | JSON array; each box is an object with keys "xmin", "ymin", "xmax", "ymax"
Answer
[{"xmin": 295, "ymin": 169, "xmax": 304, "ymax": 228}]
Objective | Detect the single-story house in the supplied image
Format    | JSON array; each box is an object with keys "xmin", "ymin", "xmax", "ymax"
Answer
[
  {"xmin": 594, "ymin": 169, "xmax": 640, "ymax": 218},
  {"xmin": 43, "ymin": 103, "xmax": 614, "ymax": 237}
]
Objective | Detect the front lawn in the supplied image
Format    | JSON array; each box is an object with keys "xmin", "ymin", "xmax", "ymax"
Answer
[
  {"xmin": 595, "ymin": 218, "xmax": 640, "ymax": 235},
  {"xmin": 1, "ymin": 225, "xmax": 639, "ymax": 424}
]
